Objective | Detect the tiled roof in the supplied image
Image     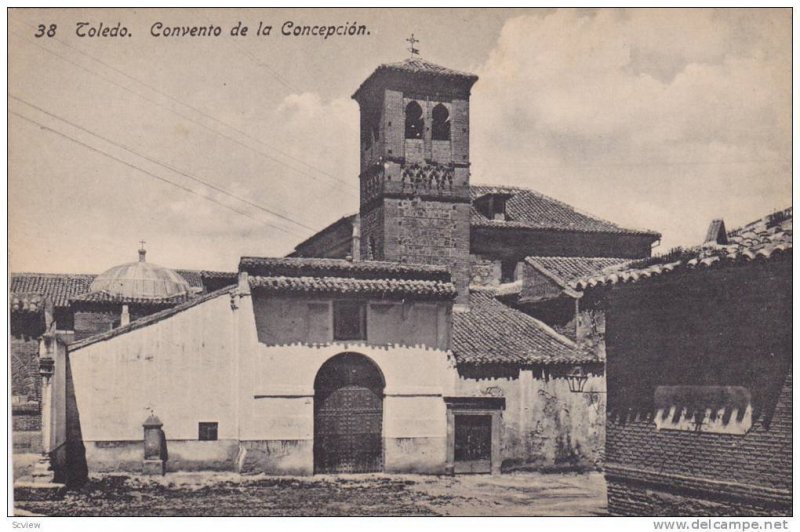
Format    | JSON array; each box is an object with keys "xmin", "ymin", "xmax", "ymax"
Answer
[
  {"xmin": 471, "ymin": 185, "xmax": 660, "ymax": 237},
  {"xmin": 249, "ymin": 275, "xmax": 456, "ymax": 300},
  {"xmin": 240, "ymin": 256, "xmax": 451, "ymax": 281},
  {"xmin": 353, "ymin": 57, "xmax": 478, "ymax": 99},
  {"xmin": 527, "ymin": 256, "xmax": 632, "ymax": 286},
  {"xmin": 70, "ymin": 291, "xmax": 192, "ymax": 305},
  {"xmin": 452, "ymin": 290, "xmax": 595, "ymax": 366},
  {"xmin": 175, "ymin": 269, "xmax": 204, "ymax": 288},
  {"xmin": 10, "ymin": 273, "xmax": 95, "ymax": 308},
  {"xmin": 200, "ymin": 270, "xmax": 239, "ymax": 280},
  {"xmin": 10, "ymin": 269, "xmax": 228, "ymax": 308},
  {"xmin": 291, "ymin": 214, "xmax": 357, "ymax": 253},
  {"xmin": 574, "ymin": 207, "xmax": 792, "ymax": 290},
  {"xmin": 10, "ymin": 292, "xmax": 48, "ymax": 314},
  {"xmin": 374, "ymin": 57, "xmax": 478, "ymax": 80}
]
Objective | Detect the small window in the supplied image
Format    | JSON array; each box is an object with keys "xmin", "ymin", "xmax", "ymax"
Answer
[
  {"xmin": 501, "ymin": 260, "xmax": 517, "ymax": 283},
  {"xmin": 475, "ymin": 194, "xmax": 509, "ymax": 221},
  {"xmin": 198, "ymin": 422, "xmax": 218, "ymax": 441},
  {"xmin": 405, "ymin": 101, "xmax": 424, "ymax": 139},
  {"xmin": 333, "ymin": 300, "xmax": 367, "ymax": 341},
  {"xmin": 432, "ymin": 104, "xmax": 450, "ymax": 141}
]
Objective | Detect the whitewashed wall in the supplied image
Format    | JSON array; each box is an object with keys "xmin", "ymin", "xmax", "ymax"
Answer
[{"xmin": 69, "ymin": 292, "xmax": 240, "ymax": 442}]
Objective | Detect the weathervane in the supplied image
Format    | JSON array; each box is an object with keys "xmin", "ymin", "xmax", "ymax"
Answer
[
  {"xmin": 406, "ymin": 33, "xmax": 420, "ymax": 56},
  {"xmin": 139, "ymin": 240, "xmax": 146, "ymax": 252}
]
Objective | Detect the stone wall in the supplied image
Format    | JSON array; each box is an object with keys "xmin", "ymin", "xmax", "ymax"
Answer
[
  {"xmin": 73, "ymin": 307, "xmax": 118, "ymax": 341},
  {"xmin": 11, "ymin": 337, "xmax": 41, "ymax": 401},
  {"xmin": 359, "ymin": 205, "xmax": 385, "ymax": 260},
  {"xmin": 455, "ymin": 367, "xmax": 605, "ymax": 471},
  {"xmin": 378, "ymin": 197, "xmax": 471, "ymax": 303}
]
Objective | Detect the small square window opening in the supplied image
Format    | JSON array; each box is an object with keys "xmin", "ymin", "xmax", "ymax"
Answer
[{"xmin": 198, "ymin": 422, "xmax": 218, "ymax": 441}]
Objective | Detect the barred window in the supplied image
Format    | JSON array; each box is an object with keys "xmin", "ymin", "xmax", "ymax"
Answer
[{"xmin": 198, "ymin": 422, "xmax": 218, "ymax": 441}]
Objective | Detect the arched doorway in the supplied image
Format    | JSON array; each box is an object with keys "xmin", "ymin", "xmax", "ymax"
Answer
[{"xmin": 314, "ymin": 353, "xmax": 385, "ymax": 474}]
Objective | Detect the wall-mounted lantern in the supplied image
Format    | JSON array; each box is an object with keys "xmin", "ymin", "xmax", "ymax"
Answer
[
  {"xmin": 567, "ymin": 366, "xmax": 588, "ymax": 393},
  {"xmin": 39, "ymin": 356, "xmax": 55, "ymax": 381}
]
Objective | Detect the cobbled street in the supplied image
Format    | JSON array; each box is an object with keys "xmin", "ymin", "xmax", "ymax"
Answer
[{"xmin": 15, "ymin": 472, "xmax": 607, "ymax": 517}]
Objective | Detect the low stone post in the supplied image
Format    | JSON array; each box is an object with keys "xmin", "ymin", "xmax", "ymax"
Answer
[
  {"xmin": 142, "ymin": 414, "xmax": 166, "ymax": 475},
  {"xmin": 30, "ymin": 341, "xmax": 55, "ymax": 483}
]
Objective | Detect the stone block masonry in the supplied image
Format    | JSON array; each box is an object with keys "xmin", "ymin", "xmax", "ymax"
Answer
[{"xmin": 375, "ymin": 197, "xmax": 471, "ymax": 303}]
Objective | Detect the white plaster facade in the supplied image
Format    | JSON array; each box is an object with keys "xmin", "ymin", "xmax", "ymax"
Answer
[{"xmin": 67, "ymin": 284, "xmax": 464, "ymax": 475}]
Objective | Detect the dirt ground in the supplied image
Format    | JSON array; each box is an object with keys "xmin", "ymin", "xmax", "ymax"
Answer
[{"xmin": 15, "ymin": 471, "xmax": 607, "ymax": 517}]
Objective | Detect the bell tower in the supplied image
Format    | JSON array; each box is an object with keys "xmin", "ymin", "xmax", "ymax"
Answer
[{"xmin": 352, "ymin": 55, "xmax": 478, "ymax": 303}]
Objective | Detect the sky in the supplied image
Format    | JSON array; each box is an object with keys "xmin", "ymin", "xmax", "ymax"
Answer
[{"xmin": 8, "ymin": 8, "xmax": 792, "ymax": 274}]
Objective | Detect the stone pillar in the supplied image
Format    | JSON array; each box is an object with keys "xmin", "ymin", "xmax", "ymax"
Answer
[
  {"xmin": 351, "ymin": 215, "xmax": 361, "ymax": 261},
  {"xmin": 120, "ymin": 304, "xmax": 130, "ymax": 327},
  {"xmin": 31, "ymin": 334, "xmax": 56, "ymax": 483},
  {"xmin": 490, "ymin": 411, "xmax": 502, "ymax": 475},
  {"xmin": 142, "ymin": 414, "xmax": 166, "ymax": 475},
  {"xmin": 445, "ymin": 409, "xmax": 455, "ymax": 475}
]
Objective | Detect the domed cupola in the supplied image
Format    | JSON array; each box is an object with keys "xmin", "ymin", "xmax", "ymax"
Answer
[{"xmin": 88, "ymin": 245, "xmax": 191, "ymax": 300}]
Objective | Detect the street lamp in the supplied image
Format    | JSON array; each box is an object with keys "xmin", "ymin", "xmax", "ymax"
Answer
[{"xmin": 567, "ymin": 366, "xmax": 588, "ymax": 393}]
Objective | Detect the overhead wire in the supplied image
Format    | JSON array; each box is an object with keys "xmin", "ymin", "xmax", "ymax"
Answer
[
  {"xmin": 8, "ymin": 24, "xmax": 359, "ymax": 196},
  {"xmin": 11, "ymin": 94, "xmax": 317, "ymax": 233},
  {"xmin": 10, "ymin": 109, "xmax": 309, "ymax": 238}
]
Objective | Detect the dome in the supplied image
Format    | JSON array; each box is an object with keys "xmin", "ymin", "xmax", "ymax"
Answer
[{"xmin": 89, "ymin": 248, "xmax": 191, "ymax": 300}]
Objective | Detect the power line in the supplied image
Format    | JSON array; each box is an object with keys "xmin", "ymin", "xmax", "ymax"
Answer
[
  {"xmin": 8, "ymin": 25, "xmax": 358, "ymax": 196},
  {"xmin": 11, "ymin": 18, "xmax": 354, "ymax": 188},
  {"xmin": 10, "ymin": 109, "xmax": 308, "ymax": 238},
  {"xmin": 11, "ymin": 94, "xmax": 317, "ymax": 233},
  {"xmin": 198, "ymin": 13, "xmax": 299, "ymax": 92}
]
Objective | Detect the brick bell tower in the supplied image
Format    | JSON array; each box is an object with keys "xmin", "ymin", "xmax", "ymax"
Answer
[{"xmin": 352, "ymin": 55, "xmax": 478, "ymax": 304}]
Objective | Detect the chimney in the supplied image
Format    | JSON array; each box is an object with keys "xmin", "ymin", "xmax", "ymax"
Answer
[{"xmin": 704, "ymin": 219, "xmax": 728, "ymax": 246}]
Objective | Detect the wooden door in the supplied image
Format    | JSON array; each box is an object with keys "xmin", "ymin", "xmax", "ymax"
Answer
[
  {"xmin": 314, "ymin": 354, "xmax": 384, "ymax": 474},
  {"xmin": 454, "ymin": 414, "xmax": 492, "ymax": 474}
]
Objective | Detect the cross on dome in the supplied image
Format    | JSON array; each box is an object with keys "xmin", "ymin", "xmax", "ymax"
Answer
[{"xmin": 406, "ymin": 33, "xmax": 420, "ymax": 56}]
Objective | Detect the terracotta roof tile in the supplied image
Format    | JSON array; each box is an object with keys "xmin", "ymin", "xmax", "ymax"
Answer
[
  {"xmin": 375, "ymin": 57, "xmax": 478, "ymax": 79},
  {"xmin": 200, "ymin": 270, "xmax": 239, "ymax": 280},
  {"xmin": 353, "ymin": 58, "xmax": 478, "ymax": 99},
  {"xmin": 249, "ymin": 275, "xmax": 456, "ymax": 300},
  {"xmin": 9, "ymin": 292, "xmax": 48, "ymax": 314},
  {"xmin": 574, "ymin": 207, "xmax": 792, "ymax": 290},
  {"xmin": 527, "ymin": 256, "xmax": 632, "ymax": 286},
  {"xmin": 240, "ymin": 257, "xmax": 450, "ymax": 281},
  {"xmin": 471, "ymin": 185, "xmax": 660, "ymax": 237},
  {"xmin": 11, "ymin": 269, "xmax": 228, "ymax": 308},
  {"xmin": 70, "ymin": 291, "xmax": 192, "ymax": 305},
  {"xmin": 452, "ymin": 290, "xmax": 595, "ymax": 366},
  {"xmin": 10, "ymin": 273, "xmax": 95, "ymax": 308}
]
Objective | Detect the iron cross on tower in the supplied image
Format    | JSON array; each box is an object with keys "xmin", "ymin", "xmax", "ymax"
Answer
[{"xmin": 406, "ymin": 33, "xmax": 420, "ymax": 56}]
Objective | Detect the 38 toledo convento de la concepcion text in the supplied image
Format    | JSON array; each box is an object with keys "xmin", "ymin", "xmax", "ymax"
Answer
[{"xmin": 69, "ymin": 20, "xmax": 370, "ymax": 39}]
